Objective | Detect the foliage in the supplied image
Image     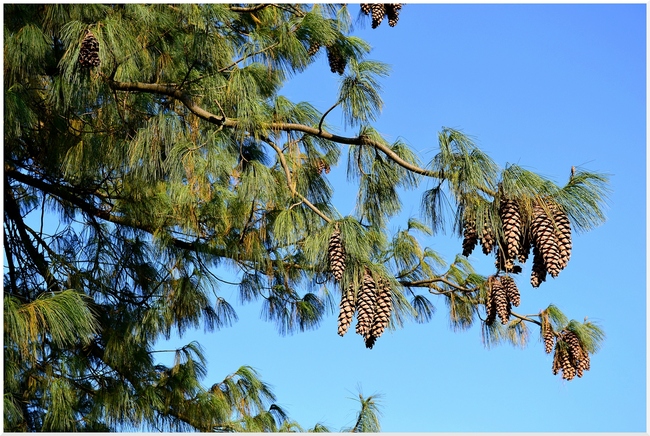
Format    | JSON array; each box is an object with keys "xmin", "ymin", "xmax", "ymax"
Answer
[{"xmin": 4, "ymin": 3, "xmax": 609, "ymax": 431}]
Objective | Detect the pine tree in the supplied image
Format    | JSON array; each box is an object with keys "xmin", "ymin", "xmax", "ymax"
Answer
[{"xmin": 4, "ymin": 4, "xmax": 611, "ymax": 431}]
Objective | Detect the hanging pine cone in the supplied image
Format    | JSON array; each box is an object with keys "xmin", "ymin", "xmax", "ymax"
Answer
[
  {"xmin": 328, "ymin": 227, "xmax": 346, "ymax": 282},
  {"xmin": 501, "ymin": 275, "xmax": 520, "ymax": 307},
  {"xmin": 355, "ymin": 269, "xmax": 377, "ymax": 338},
  {"xmin": 365, "ymin": 278, "xmax": 393, "ymax": 349},
  {"xmin": 462, "ymin": 219, "xmax": 478, "ymax": 257},
  {"xmin": 492, "ymin": 277, "xmax": 510, "ymax": 325},
  {"xmin": 552, "ymin": 331, "xmax": 590, "ymax": 380},
  {"xmin": 307, "ymin": 41, "xmax": 321, "ymax": 56},
  {"xmin": 337, "ymin": 285, "xmax": 356, "ymax": 337},
  {"xmin": 552, "ymin": 206, "xmax": 572, "ymax": 271},
  {"xmin": 481, "ymin": 223, "xmax": 496, "ymax": 255},
  {"xmin": 386, "ymin": 4, "xmax": 403, "ymax": 27},
  {"xmin": 499, "ymin": 198, "xmax": 522, "ymax": 261},
  {"xmin": 543, "ymin": 327, "xmax": 555, "ymax": 354},
  {"xmin": 360, "ymin": 3, "xmax": 373, "ymax": 15},
  {"xmin": 79, "ymin": 30, "xmax": 100, "ymax": 68},
  {"xmin": 530, "ymin": 245, "xmax": 547, "ymax": 288},
  {"xmin": 531, "ymin": 203, "xmax": 562, "ymax": 278},
  {"xmin": 370, "ymin": 4, "xmax": 386, "ymax": 28},
  {"xmin": 326, "ymin": 46, "xmax": 346, "ymax": 75},
  {"xmin": 563, "ymin": 330, "xmax": 590, "ymax": 377},
  {"xmin": 553, "ymin": 344, "xmax": 577, "ymax": 380},
  {"xmin": 315, "ymin": 159, "xmax": 331, "ymax": 174}
]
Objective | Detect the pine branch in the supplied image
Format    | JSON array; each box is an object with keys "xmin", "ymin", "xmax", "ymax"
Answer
[
  {"xmin": 104, "ymin": 78, "xmax": 445, "ymax": 180},
  {"xmin": 262, "ymin": 136, "xmax": 332, "ymax": 223},
  {"xmin": 229, "ymin": 4, "xmax": 273, "ymax": 13}
]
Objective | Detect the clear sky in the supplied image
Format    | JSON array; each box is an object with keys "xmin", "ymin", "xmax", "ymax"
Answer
[{"xmin": 153, "ymin": 4, "xmax": 646, "ymax": 432}]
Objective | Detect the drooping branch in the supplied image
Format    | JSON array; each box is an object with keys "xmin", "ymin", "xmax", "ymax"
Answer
[{"xmin": 104, "ymin": 79, "xmax": 444, "ymax": 179}]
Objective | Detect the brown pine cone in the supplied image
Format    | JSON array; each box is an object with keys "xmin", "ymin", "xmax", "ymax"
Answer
[
  {"xmin": 328, "ymin": 227, "xmax": 346, "ymax": 281},
  {"xmin": 337, "ymin": 285, "xmax": 356, "ymax": 336},
  {"xmin": 355, "ymin": 269, "xmax": 377, "ymax": 338}
]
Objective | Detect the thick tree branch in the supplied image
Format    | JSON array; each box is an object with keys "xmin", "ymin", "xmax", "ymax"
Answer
[{"xmin": 229, "ymin": 4, "xmax": 272, "ymax": 13}]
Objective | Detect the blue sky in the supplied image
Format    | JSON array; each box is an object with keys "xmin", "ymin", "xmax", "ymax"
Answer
[{"xmin": 157, "ymin": 3, "xmax": 645, "ymax": 432}]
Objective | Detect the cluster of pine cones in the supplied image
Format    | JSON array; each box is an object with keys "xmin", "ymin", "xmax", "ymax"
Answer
[
  {"xmin": 360, "ymin": 4, "xmax": 403, "ymax": 28},
  {"xmin": 485, "ymin": 275, "xmax": 520, "ymax": 325},
  {"xmin": 462, "ymin": 197, "xmax": 572, "ymax": 288},
  {"xmin": 329, "ymin": 227, "xmax": 393, "ymax": 349},
  {"xmin": 548, "ymin": 329, "xmax": 591, "ymax": 380},
  {"xmin": 306, "ymin": 42, "xmax": 346, "ymax": 75},
  {"xmin": 78, "ymin": 30, "xmax": 100, "ymax": 68}
]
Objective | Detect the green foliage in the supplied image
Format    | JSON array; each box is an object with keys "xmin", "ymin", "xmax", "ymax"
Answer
[{"xmin": 4, "ymin": 3, "xmax": 610, "ymax": 431}]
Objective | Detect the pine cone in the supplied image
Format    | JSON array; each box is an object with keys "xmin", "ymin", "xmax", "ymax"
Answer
[
  {"xmin": 79, "ymin": 30, "xmax": 100, "ymax": 68},
  {"xmin": 501, "ymin": 275, "xmax": 520, "ymax": 307},
  {"xmin": 530, "ymin": 245, "xmax": 547, "ymax": 288},
  {"xmin": 337, "ymin": 285, "xmax": 356, "ymax": 336},
  {"xmin": 315, "ymin": 159, "xmax": 331, "ymax": 174},
  {"xmin": 492, "ymin": 277, "xmax": 510, "ymax": 325},
  {"xmin": 462, "ymin": 219, "xmax": 478, "ymax": 257},
  {"xmin": 355, "ymin": 269, "xmax": 377, "ymax": 338},
  {"xmin": 370, "ymin": 4, "xmax": 386, "ymax": 28},
  {"xmin": 552, "ymin": 206, "xmax": 572, "ymax": 271},
  {"xmin": 531, "ymin": 204, "xmax": 562, "ymax": 278},
  {"xmin": 499, "ymin": 198, "xmax": 522, "ymax": 261},
  {"xmin": 326, "ymin": 46, "xmax": 346, "ymax": 75},
  {"xmin": 307, "ymin": 41, "xmax": 321, "ymax": 56},
  {"xmin": 563, "ymin": 330, "xmax": 589, "ymax": 376},
  {"xmin": 481, "ymin": 223, "xmax": 496, "ymax": 255},
  {"xmin": 328, "ymin": 227, "xmax": 346, "ymax": 282},
  {"xmin": 543, "ymin": 328, "xmax": 555, "ymax": 354},
  {"xmin": 386, "ymin": 4, "xmax": 402, "ymax": 27},
  {"xmin": 366, "ymin": 278, "xmax": 393, "ymax": 348},
  {"xmin": 360, "ymin": 3, "xmax": 373, "ymax": 15}
]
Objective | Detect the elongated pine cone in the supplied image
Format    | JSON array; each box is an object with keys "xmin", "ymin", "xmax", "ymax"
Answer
[
  {"xmin": 552, "ymin": 206, "xmax": 572, "ymax": 271},
  {"xmin": 366, "ymin": 278, "xmax": 393, "ymax": 349},
  {"xmin": 486, "ymin": 276, "xmax": 510, "ymax": 325},
  {"xmin": 386, "ymin": 4, "xmax": 403, "ymax": 27},
  {"xmin": 481, "ymin": 223, "xmax": 496, "ymax": 255},
  {"xmin": 492, "ymin": 278, "xmax": 510, "ymax": 325},
  {"xmin": 307, "ymin": 41, "xmax": 321, "ymax": 56},
  {"xmin": 552, "ymin": 330, "xmax": 590, "ymax": 380},
  {"xmin": 543, "ymin": 328, "xmax": 555, "ymax": 354},
  {"xmin": 326, "ymin": 46, "xmax": 346, "ymax": 75},
  {"xmin": 355, "ymin": 270, "xmax": 377, "ymax": 338},
  {"xmin": 337, "ymin": 285, "xmax": 356, "ymax": 336},
  {"xmin": 531, "ymin": 204, "xmax": 562, "ymax": 278},
  {"xmin": 370, "ymin": 4, "xmax": 386, "ymax": 28},
  {"xmin": 79, "ymin": 30, "xmax": 100, "ymax": 68},
  {"xmin": 501, "ymin": 275, "xmax": 520, "ymax": 307},
  {"xmin": 499, "ymin": 198, "xmax": 522, "ymax": 261},
  {"xmin": 328, "ymin": 227, "xmax": 346, "ymax": 282},
  {"xmin": 462, "ymin": 219, "xmax": 478, "ymax": 257}
]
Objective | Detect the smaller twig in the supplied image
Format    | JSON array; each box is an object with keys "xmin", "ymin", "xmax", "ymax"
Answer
[{"xmin": 318, "ymin": 102, "xmax": 339, "ymax": 133}]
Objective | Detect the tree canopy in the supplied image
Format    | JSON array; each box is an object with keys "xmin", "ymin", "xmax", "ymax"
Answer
[{"xmin": 4, "ymin": 4, "xmax": 609, "ymax": 432}]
